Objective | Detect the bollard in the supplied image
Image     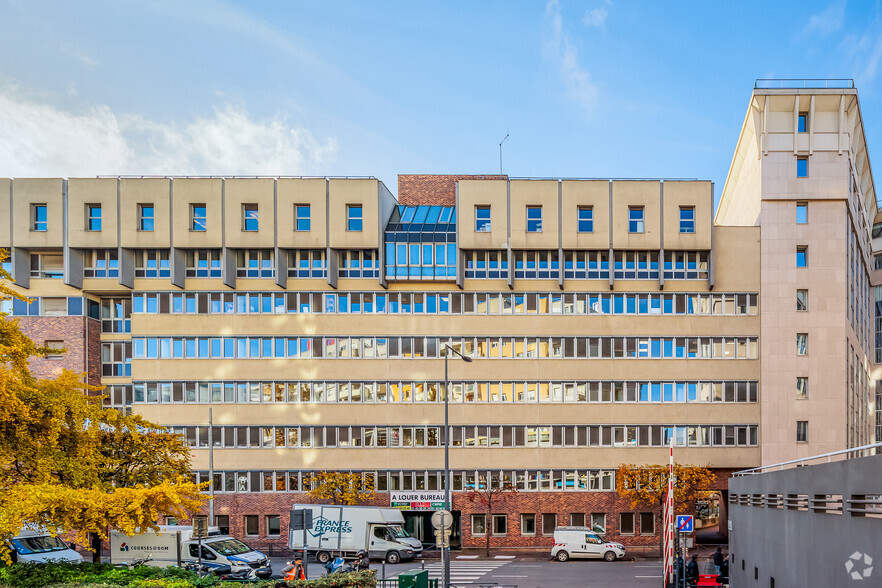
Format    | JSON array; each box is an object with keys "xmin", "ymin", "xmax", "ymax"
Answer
[{"xmin": 382, "ymin": 561, "xmax": 386, "ymax": 580}]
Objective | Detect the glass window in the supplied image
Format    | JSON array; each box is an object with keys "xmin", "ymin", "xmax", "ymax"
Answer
[
  {"xmin": 796, "ymin": 377, "xmax": 808, "ymax": 399},
  {"xmin": 471, "ymin": 514, "xmax": 486, "ymax": 536},
  {"xmin": 266, "ymin": 515, "xmax": 281, "ymax": 536},
  {"xmin": 796, "ymin": 421, "xmax": 808, "ymax": 442},
  {"xmin": 796, "ymin": 289, "xmax": 808, "ymax": 311},
  {"xmin": 520, "ymin": 513, "xmax": 536, "ymax": 535},
  {"xmin": 578, "ymin": 207, "xmax": 593, "ymax": 232},
  {"xmin": 796, "ymin": 246, "xmax": 807, "ymax": 267},
  {"xmin": 639, "ymin": 513, "xmax": 654, "ymax": 535},
  {"xmin": 492, "ymin": 514, "xmax": 507, "ymax": 536},
  {"xmin": 296, "ymin": 204, "xmax": 311, "ymax": 231},
  {"xmin": 679, "ymin": 207, "xmax": 694, "ymax": 233},
  {"xmin": 798, "ymin": 113, "xmax": 807, "ymax": 133},
  {"xmin": 44, "ymin": 340, "xmax": 65, "ymax": 360},
  {"xmin": 191, "ymin": 204, "xmax": 207, "ymax": 231},
  {"xmin": 475, "ymin": 206, "xmax": 491, "ymax": 232},
  {"xmin": 796, "ymin": 202, "xmax": 807, "ymax": 224},
  {"xmin": 138, "ymin": 204, "xmax": 154, "ymax": 231},
  {"xmin": 628, "ymin": 207, "xmax": 644, "ymax": 233},
  {"xmin": 244, "ymin": 515, "xmax": 259, "ymax": 535},
  {"xmin": 797, "ymin": 157, "xmax": 808, "ymax": 178},
  {"xmin": 347, "ymin": 205, "xmax": 363, "ymax": 231},
  {"xmin": 620, "ymin": 512, "xmax": 635, "ymax": 535},
  {"xmin": 243, "ymin": 204, "xmax": 259, "ymax": 231},
  {"xmin": 87, "ymin": 204, "xmax": 102, "ymax": 231},
  {"xmin": 526, "ymin": 206, "xmax": 542, "ymax": 232},
  {"xmin": 796, "ymin": 333, "xmax": 808, "ymax": 355},
  {"xmin": 32, "ymin": 204, "xmax": 47, "ymax": 231},
  {"xmin": 541, "ymin": 513, "xmax": 556, "ymax": 536}
]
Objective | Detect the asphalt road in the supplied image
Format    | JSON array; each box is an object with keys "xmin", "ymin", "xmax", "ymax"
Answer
[{"xmin": 268, "ymin": 556, "xmax": 676, "ymax": 587}]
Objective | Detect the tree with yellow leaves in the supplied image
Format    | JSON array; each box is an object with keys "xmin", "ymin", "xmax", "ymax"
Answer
[
  {"xmin": 0, "ymin": 250, "xmax": 207, "ymax": 562},
  {"xmin": 616, "ymin": 463, "xmax": 715, "ymax": 554},
  {"xmin": 306, "ymin": 472, "xmax": 376, "ymax": 505}
]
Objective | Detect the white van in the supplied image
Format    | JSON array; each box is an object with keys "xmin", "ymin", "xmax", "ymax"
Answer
[
  {"xmin": 7, "ymin": 528, "xmax": 83, "ymax": 564},
  {"xmin": 551, "ymin": 526, "xmax": 625, "ymax": 562}
]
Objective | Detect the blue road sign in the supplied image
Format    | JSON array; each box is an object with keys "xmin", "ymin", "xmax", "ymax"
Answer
[{"xmin": 676, "ymin": 515, "xmax": 694, "ymax": 533}]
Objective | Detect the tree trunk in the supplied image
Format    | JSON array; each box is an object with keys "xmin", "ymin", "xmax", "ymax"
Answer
[{"xmin": 90, "ymin": 532, "xmax": 102, "ymax": 564}]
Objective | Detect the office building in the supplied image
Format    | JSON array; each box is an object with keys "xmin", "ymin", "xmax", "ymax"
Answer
[{"xmin": 1, "ymin": 79, "xmax": 875, "ymax": 549}]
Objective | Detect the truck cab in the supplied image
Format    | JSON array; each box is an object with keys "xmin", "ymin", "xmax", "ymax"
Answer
[{"xmin": 369, "ymin": 523, "xmax": 422, "ymax": 561}]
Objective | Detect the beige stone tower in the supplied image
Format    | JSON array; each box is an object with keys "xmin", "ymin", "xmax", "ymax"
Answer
[{"xmin": 717, "ymin": 80, "xmax": 876, "ymax": 465}]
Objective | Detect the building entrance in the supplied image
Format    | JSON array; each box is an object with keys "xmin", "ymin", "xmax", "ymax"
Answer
[{"xmin": 402, "ymin": 510, "xmax": 461, "ymax": 549}]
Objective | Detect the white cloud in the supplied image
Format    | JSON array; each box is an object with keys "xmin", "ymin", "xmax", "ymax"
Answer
[
  {"xmin": 583, "ymin": 6, "xmax": 608, "ymax": 29},
  {"xmin": 60, "ymin": 46, "xmax": 99, "ymax": 68},
  {"xmin": 802, "ymin": 1, "xmax": 846, "ymax": 37},
  {"xmin": 543, "ymin": 0, "xmax": 599, "ymax": 116},
  {"xmin": 0, "ymin": 90, "xmax": 337, "ymax": 177}
]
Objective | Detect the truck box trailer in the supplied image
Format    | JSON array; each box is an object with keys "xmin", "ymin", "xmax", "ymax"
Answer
[{"xmin": 288, "ymin": 504, "xmax": 422, "ymax": 564}]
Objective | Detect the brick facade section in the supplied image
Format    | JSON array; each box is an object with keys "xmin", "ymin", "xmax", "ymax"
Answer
[
  {"xmin": 12, "ymin": 316, "xmax": 101, "ymax": 385},
  {"xmin": 398, "ymin": 175, "xmax": 508, "ymax": 206},
  {"xmin": 179, "ymin": 469, "xmax": 733, "ymax": 551}
]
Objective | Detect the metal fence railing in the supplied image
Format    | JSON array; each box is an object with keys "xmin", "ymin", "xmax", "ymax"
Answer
[{"xmin": 754, "ymin": 78, "xmax": 854, "ymax": 89}]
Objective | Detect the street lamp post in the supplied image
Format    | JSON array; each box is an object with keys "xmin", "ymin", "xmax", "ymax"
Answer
[{"xmin": 443, "ymin": 344, "xmax": 471, "ymax": 588}]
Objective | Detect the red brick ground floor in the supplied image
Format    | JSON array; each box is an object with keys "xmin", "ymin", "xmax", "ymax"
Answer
[{"xmin": 174, "ymin": 469, "xmax": 732, "ymax": 552}]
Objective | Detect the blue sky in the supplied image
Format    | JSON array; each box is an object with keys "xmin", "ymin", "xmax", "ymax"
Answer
[{"xmin": 1, "ymin": 0, "xmax": 881, "ymax": 201}]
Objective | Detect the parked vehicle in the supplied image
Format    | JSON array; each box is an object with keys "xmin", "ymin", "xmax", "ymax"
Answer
[
  {"xmin": 6, "ymin": 527, "xmax": 83, "ymax": 564},
  {"xmin": 287, "ymin": 504, "xmax": 421, "ymax": 564},
  {"xmin": 110, "ymin": 526, "xmax": 271, "ymax": 578},
  {"xmin": 551, "ymin": 526, "xmax": 625, "ymax": 562}
]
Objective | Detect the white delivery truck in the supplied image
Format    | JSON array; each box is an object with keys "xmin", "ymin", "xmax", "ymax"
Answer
[
  {"xmin": 288, "ymin": 504, "xmax": 423, "ymax": 564},
  {"xmin": 6, "ymin": 527, "xmax": 83, "ymax": 564},
  {"xmin": 110, "ymin": 526, "xmax": 271, "ymax": 577}
]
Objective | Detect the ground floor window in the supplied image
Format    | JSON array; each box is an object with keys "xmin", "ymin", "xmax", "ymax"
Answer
[
  {"xmin": 266, "ymin": 515, "xmax": 281, "ymax": 536},
  {"xmin": 570, "ymin": 513, "xmax": 585, "ymax": 526},
  {"xmin": 244, "ymin": 515, "xmax": 259, "ymax": 536},
  {"xmin": 591, "ymin": 513, "xmax": 606, "ymax": 533},
  {"xmin": 620, "ymin": 513, "xmax": 635, "ymax": 535},
  {"xmin": 214, "ymin": 515, "xmax": 229, "ymax": 535},
  {"xmin": 639, "ymin": 512, "xmax": 655, "ymax": 535},
  {"xmin": 542, "ymin": 513, "xmax": 557, "ymax": 536},
  {"xmin": 492, "ymin": 514, "xmax": 507, "ymax": 536},
  {"xmin": 521, "ymin": 513, "xmax": 535, "ymax": 535},
  {"xmin": 471, "ymin": 514, "xmax": 486, "ymax": 535}
]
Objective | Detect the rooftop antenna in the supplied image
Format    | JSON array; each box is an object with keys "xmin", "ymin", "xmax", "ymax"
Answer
[{"xmin": 499, "ymin": 132, "xmax": 510, "ymax": 174}]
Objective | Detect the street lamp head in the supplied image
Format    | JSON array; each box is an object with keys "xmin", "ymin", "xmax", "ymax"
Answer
[{"xmin": 461, "ymin": 356, "xmax": 473, "ymax": 363}]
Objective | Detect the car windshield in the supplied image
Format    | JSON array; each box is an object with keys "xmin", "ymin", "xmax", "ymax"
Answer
[
  {"xmin": 11, "ymin": 536, "xmax": 68, "ymax": 554},
  {"xmin": 207, "ymin": 538, "xmax": 253, "ymax": 556},
  {"xmin": 387, "ymin": 525, "xmax": 409, "ymax": 538}
]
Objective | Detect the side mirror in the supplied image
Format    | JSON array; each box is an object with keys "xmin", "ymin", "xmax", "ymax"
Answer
[{"xmin": 69, "ymin": 543, "xmax": 77, "ymax": 550}]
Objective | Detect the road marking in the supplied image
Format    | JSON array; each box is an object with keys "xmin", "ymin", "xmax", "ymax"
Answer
[
  {"xmin": 493, "ymin": 555, "xmax": 516, "ymax": 559},
  {"xmin": 456, "ymin": 555, "xmax": 479, "ymax": 559},
  {"xmin": 492, "ymin": 575, "xmax": 528, "ymax": 578},
  {"xmin": 510, "ymin": 564, "xmax": 542, "ymax": 567}
]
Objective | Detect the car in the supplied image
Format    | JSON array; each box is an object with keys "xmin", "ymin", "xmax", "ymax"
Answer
[{"xmin": 551, "ymin": 526, "xmax": 625, "ymax": 562}]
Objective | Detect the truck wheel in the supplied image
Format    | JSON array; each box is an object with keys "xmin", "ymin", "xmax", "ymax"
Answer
[
  {"xmin": 385, "ymin": 551, "xmax": 401, "ymax": 565},
  {"xmin": 603, "ymin": 551, "xmax": 617, "ymax": 562},
  {"xmin": 556, "ymin": 551, "xmax": 570, "ymax": 562},
  {"xmin": 316, "ymin": 551, "xmax": 331, "ymax": 564}
]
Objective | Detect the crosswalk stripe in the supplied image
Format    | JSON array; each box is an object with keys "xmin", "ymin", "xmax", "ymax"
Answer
[{"xmin": 386, "ymin": 560, "xmax": 509, "ymax": 581}]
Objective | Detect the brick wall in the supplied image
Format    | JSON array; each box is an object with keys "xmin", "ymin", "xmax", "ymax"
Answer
[
  {"xmin": 13, "ymin": 316, "xmax": 101, "ymax": 385},
  {"xmin": 398, "ymin": 175, "xmax": 508, "ymax": 206},
  {"xmin": 182, "ymin": 469, "xmax": 734, "ymax": 551}
]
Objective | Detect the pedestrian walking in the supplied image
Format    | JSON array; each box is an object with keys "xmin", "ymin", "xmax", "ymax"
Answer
[{"xmin": 713, "ymin": 546, "xmax": 724, "ymax": 574}]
